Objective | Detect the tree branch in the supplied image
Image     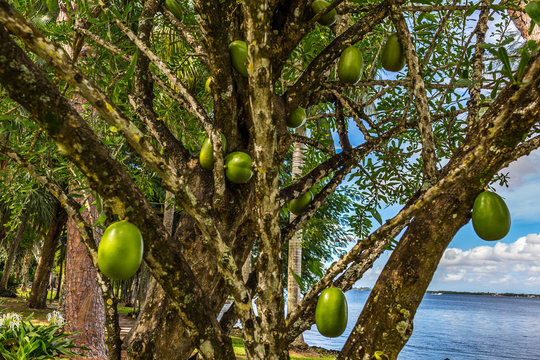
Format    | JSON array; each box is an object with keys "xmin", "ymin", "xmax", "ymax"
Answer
[
  {"xmin": 390, "ymin": 3, "xmax": 438, "ymax": 186},
  {"xmin": 280, "ymin": 120, "xmax": 410, "ymax": 206},
  {"xmin": 286, "ymin": 224, "xmax": 405, "ymax": 343},
  {"xmin": 331, "ymin": 90, "xmax": 374, "ymax": 139},
  {"xmin": 291, "ymin": 134, "xmax": 334, "ymax": 154},
  {"xmin": 162, "ymin": 7, "xmax": 209, "ymax": 67},
  {"xmin": 282, "ymin": 158, "xmax": 355, "ymax": 244},
  {"xmin": 0, "ymin": 3, "xmax": 193, "ymax": 202},
  {"xmin": 133, "ymin": 0, "xmax": 191, "ymax": 172},
  {"xmin": 0, "ymin": 24, "xmax": 236, "ymax": 359},
  {"xmin": 341, "ymin": 3, "xmax": 517, "ymax": 13},
  {"xmin": 111, "ymin": 13, "xmax": 214, "ymax": 132},
  {"xmin": 466, "ymin": 0, "xmax": 490, "ymax": 130},
  {"xmin": 284, "ymin": 0, "xmax": 405, "ymax": 111},
  {"xmin": 334, "ymin": 95, "xmax": 353, "ymax": 151}
]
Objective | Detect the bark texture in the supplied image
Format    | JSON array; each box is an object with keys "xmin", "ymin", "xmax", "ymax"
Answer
[
  {"xmin": 509, "ymin": 5, "xmax": 540, "ymax": 41},
  {"xmin": 65, "ymin": 211, "xmax": 107, "ymax": 357},
  {"xmin": 29, "ymin": 201, "xmax": 67, "ymax": 309}
]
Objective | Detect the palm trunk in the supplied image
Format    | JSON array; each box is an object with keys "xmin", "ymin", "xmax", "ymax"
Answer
[
  {"xmin": 0, "ymin": 215, "xmax": 27, "ymax": 291},
  {"xmin": 287, "ymin": 126, "xmax": 306, "ymax": 346},
  {"xmin": 54, "ymin": 244, "xmax": 65, "ymax": 301},
  {"xmin": 29, "ymin": 201, "xmax": 67, "ymax": 308},
  {"xmin": 0, "ymin": 211, "xmax": 8, "ymax": 249},
  {"xmin": 18, "ymin": 248, "xmax": 33, "ymax": 291}
]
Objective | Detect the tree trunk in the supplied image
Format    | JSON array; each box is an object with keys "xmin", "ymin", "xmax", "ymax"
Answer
[
  {"xmin": 0, "ymin": 210, "xmax": 8, "ymax": 249},
  {"xmin": 64, "ymin": 205, "xmax": 107, "ymax": 357},
  {"xmin": 29, "ymin": 201, "xmax": 67, "ymax": 308},
  {"xmin": 339, "ymin": 185, "xmax": 473, "ymax": 360},
  {"xmin": 0, "ymin": 215, "xmax": 27, "ymax": 291},
  {"xmin": 338, "ymin": 51, "xmax": 540, "ymax": 359},
  {"xmin": 126, "ymin": 190, "xmax": 198, "ymax": 360},
  {"xmin": 509, "ymin": 3, "xmax": 540, "ymax": 41},
  {"xmin": 18, "ymin": 248, "xmax": 33, "ymax": 291},
  {"xmin": 54, "ymin": 243, "xmax": 65, "ymax": 301},
  {"xmin": 287, "ymin": 126, "xmax": 306, "ymax": 346}
]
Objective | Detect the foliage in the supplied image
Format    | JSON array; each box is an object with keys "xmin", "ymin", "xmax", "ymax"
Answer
[
  {"xmin": 0, "ymin": 311, "xmax": 86, "ymax": 359},
  {"xmin": 1, "ymin": 0, "xmax": 539, "ymax": 357}
]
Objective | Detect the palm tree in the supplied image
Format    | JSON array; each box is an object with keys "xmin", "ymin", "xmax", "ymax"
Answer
[{"xmin": 287, "ymin": 125, "xmax": 306, "ymax": 346}]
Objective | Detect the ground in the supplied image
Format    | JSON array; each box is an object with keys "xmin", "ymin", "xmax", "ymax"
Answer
[{"xmin": 0, "ymin": 296, "xmax": 337, "ymax": 359}]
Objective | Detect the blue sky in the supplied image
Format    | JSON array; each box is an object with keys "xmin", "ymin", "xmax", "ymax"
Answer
[
  {"xmin": 353, "ymin": 149, "xmax": 540, "ymax": 294},
  {"xmin": 322, "ymin": 13, "xmax": 540, "ymax": 294}
]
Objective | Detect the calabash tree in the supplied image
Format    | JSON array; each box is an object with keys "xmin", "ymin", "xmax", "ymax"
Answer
[{"xmin": 1, "ymin": 0, "xmax": 540, "ymax": 359}]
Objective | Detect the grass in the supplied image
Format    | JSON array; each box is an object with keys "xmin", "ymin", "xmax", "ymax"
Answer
[
  {"xmin": 231, "ymin": 336, "xmax": 336, "ymax": 360},
  {"xmin": 16, "ymin": 288, "xmax": 57, "ymax": 301},
  {"xmin": 117, "ymin": 305, "xmax": 137, "ymax": 316},
  {"xmin": 0, "ymin": 296, "xmax": 56, "ymax": 325}
]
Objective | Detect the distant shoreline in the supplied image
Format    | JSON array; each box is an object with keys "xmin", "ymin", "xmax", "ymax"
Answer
[{"xmin": 351, "ymin": 287, "xmax": 540, "ymax": 298}]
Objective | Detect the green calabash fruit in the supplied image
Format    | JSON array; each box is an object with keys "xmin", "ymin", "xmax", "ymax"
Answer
[
  {"xmin": 229, "ymin": 41, "xmax": 249, "ymax": 77},
  {"xmin": 381, "ymin": 33, "xmax": 406, "ymax": 72},
  {"xmin": 225, "ymin": 152, "xmax": 253, "ymax": 184},
  {"xmin": 98, "ymin": 221, "xmax": 144, "ymax": 280},
  {"xmin": 287, "ymin": 107, "xmax": 307, "ymax": 128},
  {"xmin": 315, "ymin": 287, "xmax": 348, "ymax": 338},
  {"xmin": 199, "ymin": 133, "xmax": 227, "ymax": 170},
  {"xmin": 338, "ymin": 46, "xmax": 363, "ymax": 85},
  {"xmin": 311, "ymin": 0, "xmax": 337, "ymax": 26},
  {"xmin": 472, "ymin": 190, "xmax": 511, "ymax": 241}
]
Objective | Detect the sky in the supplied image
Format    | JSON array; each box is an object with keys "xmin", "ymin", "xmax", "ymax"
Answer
[
  {"xmin": 321, "ymin": 11, "xmax": 539, "ymax": 294},
  {"xmin": 353, "ymin": 149, "xmax": 540, "ymax": 294}
]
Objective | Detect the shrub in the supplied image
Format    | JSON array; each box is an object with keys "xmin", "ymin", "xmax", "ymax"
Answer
[{"xmin": 0, "ymin": 311, "xmax": 86, "ymax": 359}]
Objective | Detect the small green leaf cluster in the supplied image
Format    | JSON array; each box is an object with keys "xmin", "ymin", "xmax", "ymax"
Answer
[{"xmin": 0, "ymin": 312, "xmax": 86, "ymax": 360}]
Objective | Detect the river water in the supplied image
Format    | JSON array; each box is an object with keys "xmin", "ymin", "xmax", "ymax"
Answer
[{"xmin": 303, "ymin": 290, "xmax": 540, "ymax": 359}]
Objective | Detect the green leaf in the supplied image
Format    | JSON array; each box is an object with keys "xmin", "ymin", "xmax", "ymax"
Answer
[
  {"xmin": 490, "ymin": 80, "xmax": 500, "ymax": 99},
  {"xmin": 465, "ymin": 2, "xmax": 480, "ymax": 17},
  {"xmin": 525, "ymin": 1, "xmax": 540, "ymax": 26},
  {"xmin": 369, "ymin": 208, "xmax": 382, "ymax": 225},
  {"xmin": 453, "ymin": 78, "xmax": 474, "ymax": 87},
  {"xmin": 528, "ymin": 21, "xmax": 536, "ymax": 36},
  {"xmin": 516, "ymin": 47, "xmax": 531, "ymax": 82},
  {"xmin": 289, "ymin": 268, "xmax": 306, "ymax": 293},
  {"xmin": 309, "ymin": 260, "xmax": 324, "ymax": 278},
  {"xmin": 423, "ymin": 13, "xmax": 437, "ymax": 22},
  {"xmin": 497, "ymin": 47, "xmax": 515, "ymax": 83},
  {"xmin": 126, "ymin": 49, "xmax": 138, "ymax": 92},
  {"xmin": 479, "ymin": 43, "xmax": 497, "ymax": 49},
  {"xmin": 93, "ymin": 213, "xmax": 107, "ymax": 227},
  {"xmin": 91, "ymin": 194, "xmax": 103, "ymax": 214}
]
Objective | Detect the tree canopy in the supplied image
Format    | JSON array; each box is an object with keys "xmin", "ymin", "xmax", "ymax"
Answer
[{"xmin": 0, "ymin": 0, "xmax": 539, "ymax": 359}]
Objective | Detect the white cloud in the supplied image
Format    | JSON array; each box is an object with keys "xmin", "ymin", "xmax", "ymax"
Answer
[
  {"xmin": 494, "ymin": 150, "xmax": 540, "ymax": 223},
  {"xmin": 433, "ymin": 234, "xmax": 540, "ymax": 292},
  {"xmin": 501, "ymin": 151, "xmax": 540, "ymax": 185}
]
